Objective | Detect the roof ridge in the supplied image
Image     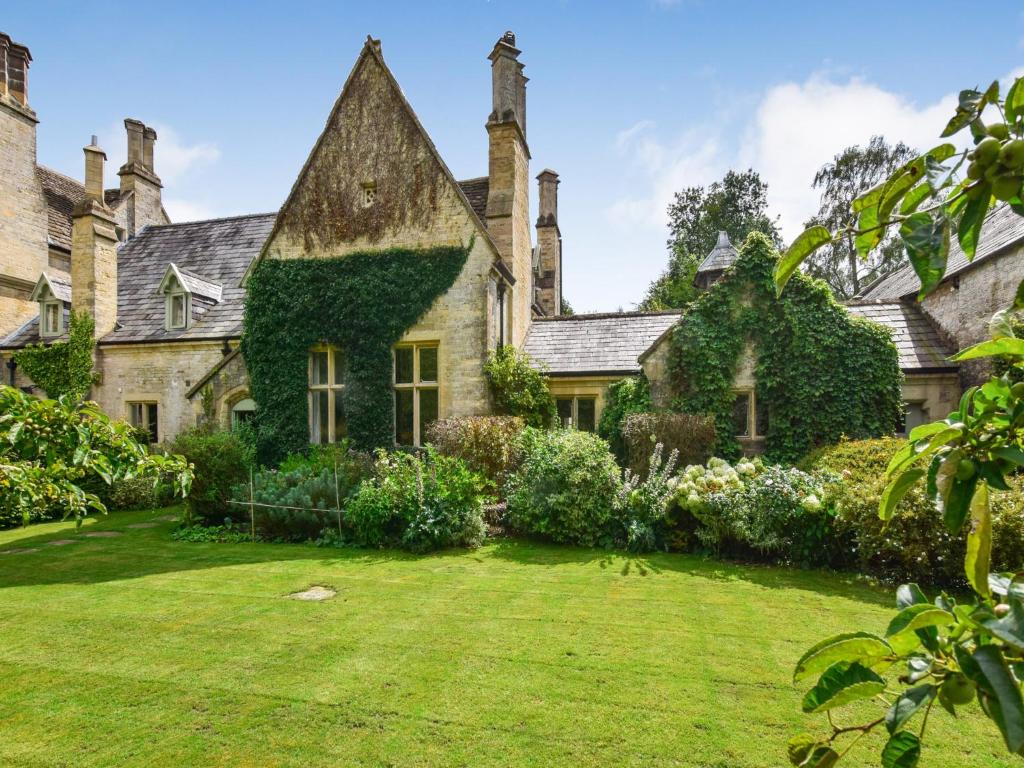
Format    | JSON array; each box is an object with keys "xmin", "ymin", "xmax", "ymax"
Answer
[
  {"xmin": 457, "ymin": 176, "xmax": 488, "ymax": 183},
  {"xmin": 147, "ymin": 211, "xmax": 278, "ymax": 228},
  {"xmin": 533, "ymin": 310, "xmax": 683, "ymax": 321},
  {"xmin": 36, "ymin": 164, "xmax": 84, "ymax": 188}
]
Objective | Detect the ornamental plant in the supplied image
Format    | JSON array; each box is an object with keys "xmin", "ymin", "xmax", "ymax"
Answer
[
  {"xmin": 597, "ymin": 375, "xmax": 651, "ymax": 462},
  {"xmin": 614, "ymin": 441, "xmax": 679, "ymax": 552},
  {"xmin": 483, "ymin": 345, "xmax": 557, "ymax": 428},
  {"xmin": 778, "ymin": 76, "xmax": 1024, "ymax": 767},
  {"xmin": 13, "ymin": 310, "xmax": 97, "ymax": 401},
  {"xmin": 0, "ymin": 385, "xmax": 192, "ymax": 528}
]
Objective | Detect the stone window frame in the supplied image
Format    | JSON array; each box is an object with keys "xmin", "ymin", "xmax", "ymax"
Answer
[
  {"xmin": 231, "ymin": 397, "xmax": 257, "ymax": 430},
  {"xmin": 39, "ymin": 292, "xmax": 63, "ymax": 338},
  {"xmin": 361, "ymin": 180, "xmax": 377, "ymax": 208},
  {"xmin": 393, "ymin": 342, "xmax": 439, "ymax": 447},
  {"xmin": 308, "ymin": 346, "xmax": 347, "ymax": 445},
  {"xmin": 164, "ymin": 275, "xmax": 190, "ymax": 331},
  {"xmin": 127, "ymin": 400, "xmax": 159, "ymax": 443},
  {"xmin": 555, "ymin": 395, "xmax": 597, "ymax": 432},
  {"xmin": 732, "ymin": 389, "xmax": 768, "ymax": 439}
]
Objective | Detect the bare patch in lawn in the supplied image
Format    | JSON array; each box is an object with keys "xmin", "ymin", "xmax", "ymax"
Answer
[
  {"xmin": 81, "ymin": 531, "xmax": 122, "ymax": 538},
  {"xmin": 45, "ymin": 540, "xmax": 76, "ymax": 547},
  {"xmin": 0, "ymin": 548, "xmax": 40, "ymax": 555},
  {"xmin": 287, "ymin": 585, "xmax": 337, "ymax": 601},
  {"xmin": 126, "ymin": 523, "xmax": 160, "ymax": 529}
]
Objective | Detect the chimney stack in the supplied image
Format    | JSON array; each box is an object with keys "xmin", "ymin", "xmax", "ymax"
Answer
[
  {"xmin": 142, "ymin": 126, "xmax": 157, "ymax": 171},
  {"xmin": 485, "ymin": 31, "xmax": 532, "ymax": 345},
  {"xmin": 534, "ymin": 170, "xmax": 561, "ymax": 316},
  {"xmin": 118, "ymin": 117, "xmax": 164, "ymax": 237},
  {"xmin": 83, "ymin": 136, "xmax": 105, "ymax": 201},
  {"xmin": 72, "ymin": 139, "xmax": 119, "ymax": 339},
  {"xmin": 1, "ymin": 34, "xmax": 31, "ymax": 108}
]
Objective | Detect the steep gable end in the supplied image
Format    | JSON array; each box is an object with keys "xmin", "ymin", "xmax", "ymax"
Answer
[{"xmin": 258, "ymin": 38, "xmax": 496, "ymax": 266}]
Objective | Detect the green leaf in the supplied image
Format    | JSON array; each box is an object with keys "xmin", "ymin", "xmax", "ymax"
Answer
[
  {"xmin": 787, "ymin": 733, "xmax": 818, "ymax": 766},
  {"xmin": 957, "ymin": 190, "xmax": 990, "ymax": 261},
  {"xmin": 880, "ymin": 469, "xmax": 925, "ymax": 522},
  {"xmin": 984, "ymin": 599, "xmax": 1024, "ymax": 649},
  {"xmin": 793, "ymin": 632, "xmax": 893, "ymax": 683},
  {"xmin": 953, "ymin": 337, "xmax": 1024, "ymax": 361},
  {"xmin": 907, "ymin": 421, "xmax": 946, "ymax": 442},
  {"xmin": 776, "ymin": 226, "xmax": 832, "ymax": 295},
  {"xmin": 941, "ymin": 89, "xmax": 983, "ymax": 137},
  {"xmin": 1015, "ymin": 278, "xmax": 1024, "ymax": 311},
  {"xmin": 900, "ymin": 212, "xmax": 950, "ymax": 298},
  {"xmin": 944, "ymin": 475, "xmax": 978, "ymax": 534},
  {"xmin": 994, "ymin": 446, "xmax": 1024, "ymax": 467},
  {"xmin": 879, "ymin": 166, "xmax": 923, "ymax": 223},
  {"xmin": 899, "ymin": 183, "xmax": 932, "ymax": 215},
  {"xmin": 855, "ymin": 205, "xmax": 883, "ymax": 257},
  {"xmin": 971, "ymin": 645, "xmax": 1024, "ymax": 753},
  {"xmin": 853, "ymin": 179, "xmax": 886, "ymax": 213},
  {"xmin": 965, "ymin": 482, "xmax": 992, "ymax": 598},
  {"xmin": 1007, "ymin": 77, "xmax": 1024, "ymax": 124},
  {"xmin": 886, "ymin": 684, "xmax": 936, "ymax": 734},
  {"xmin": 896, "ymin": 583, "xmax": 928, "ymax": 610},
  {"xmin": 801, "ymin": 661, "xmax": 886, "ymax": 713},
  {"xmin": 885, "ymin": 604, "xmax": 954, "ymax": 637},
  {"xmin": 807, "ymin": 747, "xmax": 840, "ymax": 768},
  {"xmin": 882, "ymin": 731, "xmax": 921, "ymax": 768}
]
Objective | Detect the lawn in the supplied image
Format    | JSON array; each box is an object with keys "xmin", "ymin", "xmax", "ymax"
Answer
[{"xmin": 0, "ymin": 509, "xmax": 1012, "ymax": 767}]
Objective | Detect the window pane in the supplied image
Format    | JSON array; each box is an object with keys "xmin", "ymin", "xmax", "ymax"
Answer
[
  {"xmin": 395, "ymin": 389, "xmax": 414, "ymax": 445},
  {"xmin": 733, "ymin": 393, "xmax": 751, "ymax": 437},
  {"xmin": 311, "ymin": 351, "xmax": 329, "ymax": 386},
  {"xmin": 419, "ymin": 347, "xmax": 438, "ymax": 383},
  {"xmin": 419, "ymin": 388, "xmax": 438, "ymax": 442},
  {"xmin": 333, "ymin": 390, "xmax": 347, "ymax": 441},
  {"xmin": 171, "ymin": 295, "xmax": 185, "ymax": 327},
  {"xmin": 129, "ymin": 403, "xmax": 142, "ymax": 427},
  {"xmin": 556, "ymin": 398, "xmax": 573, "ymax": 427},
  {"xmin": 333, "ymin": 348, "xmax": 346, "ymax": 386},
  {"xmin": 395, "ymin": 347, "xmax": 414, "ymax": 384},
  {"xmin": 146, "ymin": 404, "xmax": 159, "ymax": 443},
  {"xmin": 755, "ymin": 396, "xmax": 769, "ymax": 437},
  {"xmin": 310, "ymin": 391, "xmax": 329, "ymax": 444},
  {"xmin": 577, "ymin": 398, "xmax": 596, "ymax": 432},
  {"xmin": 44, "ymin": 303, "xmax": 58, "ymax": 333}
]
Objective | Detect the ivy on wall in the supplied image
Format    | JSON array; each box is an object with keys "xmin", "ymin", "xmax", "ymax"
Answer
[
  {"xmin": 241, "ymin": 245, "xmax": 469, "ymax": 464},
  {"xmin": 669, "ymin": 232, "xmax": 903, "ymax": 462},
  {"xmin": 14, "ymin": 310, "xmax": 97, "ymax": 401}
]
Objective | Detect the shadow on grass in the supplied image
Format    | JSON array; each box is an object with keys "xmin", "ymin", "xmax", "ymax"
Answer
[{"xmin": 0, "ymin": 508, "xmax": 891, "ymax": 607}]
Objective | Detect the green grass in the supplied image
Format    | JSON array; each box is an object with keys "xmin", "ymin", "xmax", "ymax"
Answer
[{"xmin": 0, "ymin": 509, "xmax": 1012, "ymax": 767}]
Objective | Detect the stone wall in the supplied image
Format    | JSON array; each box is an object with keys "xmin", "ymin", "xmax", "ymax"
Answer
[
  {"xmin": 0, "ymin": 99, "xmax": 47, "ymax": 337},
  {"xmin": 261, "ymin": 45, "xmax": 502, "ymax": 424},
  {"xmin": 920, "ymin": 245, "xmax": 1024, "ymax": 385}
]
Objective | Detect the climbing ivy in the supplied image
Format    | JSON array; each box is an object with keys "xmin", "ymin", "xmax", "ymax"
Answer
[
  {"xmin": 14, "ymin": 310, "xmax": 97, "ymax": 401},
  {"xmin": 669, "ymin": 232, "xmax": 903, "ymax": 462},
  {"xmin": 241, "ymin": 245, "xmax": 469, "ymax": 464}
]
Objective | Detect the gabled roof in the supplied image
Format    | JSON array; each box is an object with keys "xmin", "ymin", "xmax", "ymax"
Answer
[
  {"xmin": 845, "ymin": 300, "xmax": 957, "ymax": 372},
  {"xmin": 35, "ymin": 165, "xmax": 121, "ymax": 252},
  {"xmin": 523, "ymin": 311, "xmax": 682, "ymax": 376},
  {"xmin": 29, "ymin": 272, "xmax": 71, "ymax": 303},
  {"xmin": 861, "ymin": 204, "xmax": 1024, "ymax": 300},
  {"xmin": 158, "ymin": 263, "xmax": 223, "ymax": 303},
  {"xmin": 252, "ymin": 37, "xmax": 502, "ymax": 281},
  {"xmin": 697, "ymin": 231, "xmax": 738, "ymax": 274}
]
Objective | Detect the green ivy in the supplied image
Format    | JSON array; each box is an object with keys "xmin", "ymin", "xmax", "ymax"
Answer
[
  {"xmin": 14, "ymin": 310, "xmax": 97, "ymax": 401},
  {"xmin": 597, "ymin": 374, "xmax": 651, "ymax": 462},
  {"xmin": 483, "ymin": 345, "xmax": 557, "ymax": 428},
  {"xmin": 669, "ymin": 232, "xmax": 903, "ymax": 462},
  {"xmin": 241, "ymin": 245, "xmax": 469, "ymax": 464}
]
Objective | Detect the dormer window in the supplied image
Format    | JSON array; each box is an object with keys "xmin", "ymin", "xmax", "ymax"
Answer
[
  {"xmin": 157, "ymin": 263, "xmax": 222, "ymax": 333},
  {"xmin": 29, "ymin": 273, "xmax": 71, "ymax": 339}
]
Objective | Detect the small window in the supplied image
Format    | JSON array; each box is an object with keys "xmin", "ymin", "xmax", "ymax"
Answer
[
  {"xmin": 733, "ymin": 392, "xmax": 751, "ymax": 438},
  {"xmin": 733, "ymin": 389, "xmax": 769, "ymax": 440},
  {"xmin": 393, "ymin": 343, "xmax": 439, "ymax": 446},
  {"xmin": 901, "ymin": 402, "xmax": 928, "ymax": 436},
  {"xmin": 231, "ymin": 398, "xmax": 256, "ymax": 429},
  {"xmin": 555, "ymin": 396, "xmax": 597, "ymax": 432},
  {"xmin": 361, "ymin": 182, "xmax": 377, "ymax": 208},
  {"xmin": 41, "ymin": 301, "xmax": 62, "ymax": 337},
  {"xmin": 309, "ymin": 347, "xmax": 347, "ymax": 444},
  {"xmin": 128, "ymin": 401, "xmax": 159, "ymax": 444}
]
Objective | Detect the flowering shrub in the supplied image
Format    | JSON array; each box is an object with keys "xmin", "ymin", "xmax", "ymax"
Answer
[
  {"xmin": 615, "ymin": 442, "xmax": 679, "ymax": 552},
  {"xmin": 426, "ymin": 416, "xmax": 525, "ymax": 494},
  {"xmin": 345, "ymin": 449, "xmax": 487, "ymax": 553}
]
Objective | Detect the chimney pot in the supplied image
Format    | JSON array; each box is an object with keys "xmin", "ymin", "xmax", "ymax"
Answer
[
  {"xmin": 142, "ymin": 126, "xmax": 157, "ymax": 171},
  {"xmin": 3, "ymin": 36, "xmax": 32, "ymax": 108},
  {"xmin": 123, "ymin": 118, "xmax": 145, "ymax": 167},
  {"xmin": 83, "ymin": 140, "xmax": 107, "ymax": 203}
]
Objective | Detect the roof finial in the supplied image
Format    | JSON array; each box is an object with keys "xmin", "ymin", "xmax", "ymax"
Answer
[
  {"xmin": 717, "ymin": 230, "xmax": 731, "ymax": 247},
  {"xmin": 501, "ymin": 30, "xmax": 516, "ymax": 46}
]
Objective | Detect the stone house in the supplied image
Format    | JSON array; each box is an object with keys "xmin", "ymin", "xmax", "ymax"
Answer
[{"xmin": 0, "ymin": 29, "xmax": 1009, "ymax": 450}]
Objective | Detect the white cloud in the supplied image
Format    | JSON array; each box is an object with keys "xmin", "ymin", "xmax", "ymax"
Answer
[{"xmin": 162, "ymin": 198, "xmax": 220, "ymax": 223}]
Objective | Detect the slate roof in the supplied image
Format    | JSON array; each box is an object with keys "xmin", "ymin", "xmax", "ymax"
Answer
[
  {"xmin": 166, "ymin": 264, "xmax": 223, "ymax": 302},
  {"xmin": 36, "ymin": 272, "xmax": 72, "ymax": 303},
  {"xmin": 846, "ymin": 301, "xmax": 957, "ymax": 372},
  {"xmin": 35, "ymin": 165, "xmax": 121, "ymax": 252},
  {"xmin": 861, "ymin": 204, "xmax": 1024, "ymax": 300},
  {"xmin": 697, "ymin": 230, "xmax": 739, "ymax": 274},
  {"xmin": 523, "ymin": 311, "xmax": 682, "ymax": 376},
  {"xmin": 457, "ymin": 177, "xmax": 489, "ymax": 222}
]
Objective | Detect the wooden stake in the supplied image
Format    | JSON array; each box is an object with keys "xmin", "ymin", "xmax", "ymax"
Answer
[
  {"xmin": 334, "ymin": 459, "xmax": 342, "ymax": 538},
  {"xmin": 249, "ymin": 466, "xmax": 256, "ymax": 543}
]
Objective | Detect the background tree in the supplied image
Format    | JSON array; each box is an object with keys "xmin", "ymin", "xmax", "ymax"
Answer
[
  {"xmin": 639, "ymin": 169, "xmax": 781, "ymax": 310},
  {"xmin": 804, "ymin": 136, "xmax": 915, "ymax": 298}
]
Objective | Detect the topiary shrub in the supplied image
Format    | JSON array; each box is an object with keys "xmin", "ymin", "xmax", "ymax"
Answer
[
  {"xmin": 425, "ymin": 415, "xmax": 525, "ymax": 494},
  {"xmin": 620, "ymin": 412, "xmax": 715, "ymax": 476},
  {"xmin": 167, "ymin": 428, "xmax": 252, "ymax": 524},
  {"xmin": 505, "ymin": 428, "xmax": 622, "ymax": 546},
  {"xmin": 345, "ymin": 448, "xmax": 487, "ymax": 553},
  {"xmin": 800, "ymin": 438, "xmax": 1024, "ymax": 585},
  {"xmin": 483, "ymin": 345, "xmax": 557, "ymax": 428},
  {"xmin": 597, "ymin": 375, "xmax": 651, "ymax": 463}
]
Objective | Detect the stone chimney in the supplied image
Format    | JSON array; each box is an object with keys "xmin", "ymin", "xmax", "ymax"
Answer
[
  {"xmin": 485, "ymin": 31, "xmax": 532, "ymax": 345},
  {"xmin": 0, "ymin": 33, "xmax": 48, "ymax": 338},
  {"xmin": 118, "ymin": 117, "xmax": 164, "ymax": 237},
  {"xmin": 72, "ymin": 139, "xmax": 119, "ymax": 338},
  {"xmin": 534, "ymin": 169, "xmax": 561, "ymax": 316}
]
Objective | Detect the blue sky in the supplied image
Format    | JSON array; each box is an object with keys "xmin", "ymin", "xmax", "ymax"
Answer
[{"xmin": 7, "ymin": 1, "xmax": 1024, "ymax": 311}]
